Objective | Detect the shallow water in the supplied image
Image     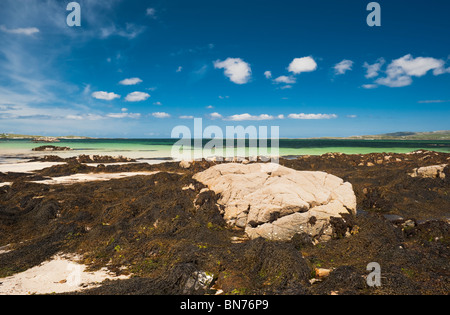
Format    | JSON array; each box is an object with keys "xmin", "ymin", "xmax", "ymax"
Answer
[{"xmin": 1, "ymin": 138, "xmax": 449, "ymax": 162}]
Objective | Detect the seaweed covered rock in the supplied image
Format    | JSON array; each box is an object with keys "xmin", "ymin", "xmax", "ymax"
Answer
[
  {"xmin": 193, "ymin": 163, "xmax": 357, "ymax": 242},
  {"xmin": 32, "ymin": 146, "xmax": 72, "ymax": 152},
  {"xmin": 409, "ymin": 164, "xmax": 448, "ymax": 179}
]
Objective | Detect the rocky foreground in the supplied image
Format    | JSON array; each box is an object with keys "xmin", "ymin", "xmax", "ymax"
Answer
[{"xmin": 0, "ymin": 150, "xmax": 449, "ymax": 295}]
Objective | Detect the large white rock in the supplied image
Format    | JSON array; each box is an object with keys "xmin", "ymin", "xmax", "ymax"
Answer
[
  {"xmin": 193, "ymin": 163, "xmax": 357, "ymax": 241},
  {"xmin": 409, "ymin": 164, "xmax": 447, "ymax": 179}
]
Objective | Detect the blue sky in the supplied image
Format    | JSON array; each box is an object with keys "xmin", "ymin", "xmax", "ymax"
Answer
[{"xmin": 0, "ymin": 0, "xmax": 449, "ymax": 138}]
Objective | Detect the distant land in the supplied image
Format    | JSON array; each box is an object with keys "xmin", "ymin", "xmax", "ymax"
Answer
[
  {"xmin": 0, "ymin": 133, "xmax": 92, "ymax": 140},
  {"xmin": 339, "ymin": 130, "xmax": 450, "ymax": 141},
  {"xmin": 1, "ymin": 130, "xmax": 450, "ymax": 141}
]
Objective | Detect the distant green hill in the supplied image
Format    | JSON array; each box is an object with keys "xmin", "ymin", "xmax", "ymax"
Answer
[{"xmin": 345, "ymin": 130, "xmax": 450, "ymax": 140}]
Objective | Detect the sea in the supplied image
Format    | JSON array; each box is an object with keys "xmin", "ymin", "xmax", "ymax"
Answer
[{"xmin": 1, "ymin": 138, "xmax": 450, "ymax": 163}]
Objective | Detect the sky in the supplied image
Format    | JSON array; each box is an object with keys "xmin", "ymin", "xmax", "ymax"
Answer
[{"xmin": 0, "ymin": 0, "xmax": 449, "ymax": 138}]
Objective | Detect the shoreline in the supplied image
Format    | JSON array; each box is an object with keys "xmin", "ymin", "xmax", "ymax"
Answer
[{"xmin": 0, "ymin": 150, "xmax": 449, "ymax": 295}]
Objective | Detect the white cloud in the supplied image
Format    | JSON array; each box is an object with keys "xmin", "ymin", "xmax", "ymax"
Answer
[
  {"xmin": 176, "ymin": 66, "xmax": 183, "ymax": 73},
  {"xmin": 225, "ymin": 113, "xmax": 275, "ymax": 121},
  {"xmin": 363, "ymin": 58, "xmax": 385, "ymax": 79},
  {"xmin": 264, "ymin": 71, "xmax": 272, "ymax": 79},
  {"xmin": 125, "ymin": 91, "xmax": 150, "ymax": 102},
  {"xmin": 418, "ymin": 100, "xmax": 450, "ymax": 104},
  {"xmin": 146, "ymin": 8, "xmax": 156, "ymax": 18},
  {"xmin": 206, "ymin": 105, "xmax": 214, "ymax": 109},
  {"xmin": 119, "ymin": 77, "xmax": 143, "ymax": 85},
  {"xmin": 152, "ymin": 112, "xmax": 171, "ymax": 118},
  {"xmin": 208, "ymin": 112, "xmax": 223, "ymax": 120},
  {"xmin": 213, "ymin": 58, "xmax": 252, "ymax": 84},
  {"xmin": 347, "ymin": 115, "xmax": 358, "ymax": 118},
  {"xmin": 288, "ymin": 57, "xmax": 318, "ymax": 74},
  {"xmin": 100, "ymin": 23, "xmax": 145, "ymax": 40},
  {"xmin": 391, "ymin": 54, "xmax": 445, "ymax": 77},
  {"xmin": 107, "ymin": 112, "xmax": 141, "ymax": 119},
  {"xmin": 92, "ymin": 91, "xmax": 121, "ymax": 101},
  {"xmin": 362, "ymin": 84, "xmax": 378, "ymax": 89},
  {"xmin": 0, "ymin": 25, "xmax": 39, "ymax": 36},
  {"xmin": 65, "ymin": 114, "xmax": 104, "ymax": 121},
  {"xmin": 376, "ymin": 54, "xmax": 448, "ymax": 88},
  {"xmin": 153, "ymin": 101, "xmax": 162, "ymax": 106},
  {"xmin": 288, "ymin": 113, "xmax": 338, "ymax": 120},
  {"xmin": 334, "ymin": 60, "xmax": 354, "ymax": 75},
  {"xmin": 273, "ymin": 75, "xmax": 296, "ymax": 84},
  {"xmin": 179, "ymin": 115, "xmax": 194, "ymax": 119}
]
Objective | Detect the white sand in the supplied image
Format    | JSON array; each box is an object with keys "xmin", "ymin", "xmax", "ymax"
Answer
[
  {"xmin": 0, "ymin": 162, "xmax": 65, "ymax": 174},
  {"xmin": 0, "ymin": 254, "xmax": 130, "ymax": 295},
  {"xmin": 31, "ymin": 171, "xmax": 160, "ymax": 185}
]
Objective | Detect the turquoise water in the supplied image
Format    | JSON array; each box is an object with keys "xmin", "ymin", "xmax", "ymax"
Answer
[{"xmin": 1, "ymin": 138, "xmax": 450, "ymax": 159}]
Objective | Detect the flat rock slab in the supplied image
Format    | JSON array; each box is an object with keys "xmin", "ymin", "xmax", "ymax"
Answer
[{"xmin": 194, "ymin": 163, "xmax": 357, "ymax": 241}]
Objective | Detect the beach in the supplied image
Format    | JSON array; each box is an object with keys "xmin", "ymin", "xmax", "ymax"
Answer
[{"xmin": 0, "ymin": 142, "xmax": 449, "ymax": 295}]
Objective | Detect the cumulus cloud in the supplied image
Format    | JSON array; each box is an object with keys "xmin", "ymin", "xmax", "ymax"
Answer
[
  {"xmin": 288, "ymin": 57, "xmax": 318, "ymax": 74},
  {"xmin": 264, "ymin": 71, "xmax": 272, "ymax": 79},
  {"xmin": 376, "ymin": 54, "xmax": 448, "ymax": 88},
  {"xmin": 92, "ymin": 91, "xmax": 121, "ymax": 101},
  {"xmin": 288, "ymin": 113, "xmax": 338, "ymax": 120},
  {"xmin": 152, "ymin": 112, "xmax": 171, "ymax": 118},
  {"xmin": 0, "ymin": 25, "xmax": 39, "ymax": 36},
  {"xmin": 225, "ymin": 113, "xmax": 276, "ymax": 121},
  {"xmin": 273, "ymin": 75, "xmax": 296, "ymax": 84},
  {"xmin": 119, "ymin": 77, "xmax": 143, "ymax": 85},
  {"xmin": 334, "ymin": 60, "xmax": 354, "ymax": 75},
  {"xmin": 363, "ymin": 58, "xmax": 385, "ymax": 79},
  {"xmin": 208, "ymin": 112, "xmax": 223, "ymax": 120},
  {"xmin": 125, "ymin": 91, "xmax": 150, "ymax": 102},
  {"xmin": 213, "ymin": 58, "xmax": 252, "ymax": 84},
  {"xmin": 179, "ymin": 115, "xmax": 194, "ymax": 119}
]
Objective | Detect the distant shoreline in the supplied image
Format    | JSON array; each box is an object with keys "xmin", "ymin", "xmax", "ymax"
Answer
[{"xmin": 2, "ymin": 130, "xmax": 450, "ymax": 141}]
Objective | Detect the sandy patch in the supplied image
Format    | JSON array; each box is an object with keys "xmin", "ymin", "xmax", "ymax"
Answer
[
  {"xmin": 0, "ymin": 162, "xmax": 65, "ymax": 174},
  {"xmin": 0, "ymin": 254, "xmax": 129, "ymax": 295},
  {"xmin": 31, "ymin": 172, "xmax": 159, "ymax": 185}
]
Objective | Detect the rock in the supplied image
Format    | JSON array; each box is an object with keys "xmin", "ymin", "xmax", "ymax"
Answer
[
  {"xmin": 182, "ymin": 184, "xmax": 195, "ymax": 191},
  {"xmin": 402, "ymin": 220, "xmax": 416, "ymax": 229},
  {"xmin": 32, "ymin": 145, "xmax": 72, "ymax": 152},
  {"xmin": 315, "ymin": 268, "xmax": 332, "ymax": 278},
  {"xmin": 367, "ymin": 162, "xmax": 375, "ymax": 167},
  {"xmin": 193, "ymin": 163, "xmax": 357, "ymax": 242},
  {"xmin": 179, "ymin": 160, "xmax": 192, "ymax": 169},
  {"xmin": 409, "ymin": 164, "xmax": 447, "ymax": 179},
  {"xmin": 183, "ymin": 271, "xmax": 214, "ymax": 294}
]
